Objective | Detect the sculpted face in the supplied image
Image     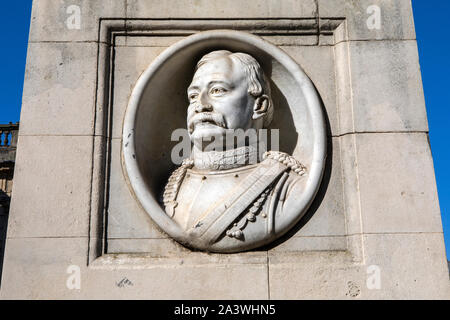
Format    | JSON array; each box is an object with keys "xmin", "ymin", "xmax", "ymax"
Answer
[{"xmin": 187, "ymin": 56, "xmax": 256, "ymax": 143}]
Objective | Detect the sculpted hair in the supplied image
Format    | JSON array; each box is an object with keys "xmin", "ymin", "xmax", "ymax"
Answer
[{"xmin": 196, "ymin": 50, "xmax": 274, "ymax": 127}]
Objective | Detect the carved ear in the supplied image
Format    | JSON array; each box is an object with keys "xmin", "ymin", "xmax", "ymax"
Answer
[{"xmin": 252, "ymin": 95, "xmax": 269, "ymax": 120}]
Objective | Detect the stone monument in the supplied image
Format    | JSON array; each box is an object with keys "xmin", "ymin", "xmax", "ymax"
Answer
[{"xmin": 0, "ymin": 0, "xmax": 448, "ymax": 299}]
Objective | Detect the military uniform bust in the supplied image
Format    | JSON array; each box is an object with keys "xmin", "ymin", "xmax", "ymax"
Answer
[{"xmin": 162, "ymin": 50, "xmax": 307, "ymax": 252}]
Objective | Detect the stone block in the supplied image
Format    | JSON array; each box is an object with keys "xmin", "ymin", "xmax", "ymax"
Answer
[
  {"xmin": 361, "ymin": 233, "xmax": 450, "ymax": 299},
  {"xmin": 107, "ymin": 238, "xmax": 193, "ymax": 255},
  {"xmin": 107, "ymin": 138, "xmax": 166, "ymax": 240},
  {"xmin": 343, "ymin": 40, "xmax": 428, "ymax": 134},
  {"xmin": 268, "ymin": 251, "xmax": 363, "ymax": 299},
  {"xmin": 269, "ymin": 233, "xmax": 450, "ymax": 299},
  {"xmin": 318, "ymin": 0, "xmax": 416, "ymax": 41},
  {"xmin": 29, "ymin": 0, "xmax": 126, "ymax": 42},
  {"xmin": 19, "ymin": 42, "xmax": 98, "ymax": 136},
  {"xmin": 127, "ymin": 0, "xmax": 317, "ymax": 19},
  {"xmin": 124, "ymin": 36, "xmax": 185, "ymax": 48},
  {"xmin": 355, "ymin": 133, "xmax": 442, "ymax": 234},
  {"xmin": 280, "ymin": 46, "xmax": 339, "ymax": 135},
  {"xmin": 291, "ymin": 137, "xmax": 346, "ymax": 238},
  {"xmin": 334, "ymin": 41, "xmax": 353, "ymax": 134},
  {"xmin": 0, "ymin": 237, "xmax": 269, "ymax": 299},
  {"xmin": 112, "ymin": 46, "xmax": 169, "ymax": 139},
  {"xmin": 85, "ymin": 257, "xmax": 269, "ymax": 299},
  {"xmin": 0, "ymin": 237, "xmax": 88, "ymax": 299},
  {"xmin": 268, "ymin": 236, "xmax": 347, "ymax": 252},
  {"xmin": 339, "ymin": 133, "xmax": 362, "ymax": 236},
  {"xmin": 6, "ymin": 135, "xmax": 93, "ymax": 238}
]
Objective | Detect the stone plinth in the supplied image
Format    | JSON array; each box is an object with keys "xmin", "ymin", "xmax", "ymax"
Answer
[{"xmin": 0, "ymin": 0, "xmax": 448, "ymax": 299}]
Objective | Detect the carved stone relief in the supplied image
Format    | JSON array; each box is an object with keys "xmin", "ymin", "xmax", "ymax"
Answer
[{"xmin": 122, "ymin": 30, "xmax": 327, "ymax": 252}]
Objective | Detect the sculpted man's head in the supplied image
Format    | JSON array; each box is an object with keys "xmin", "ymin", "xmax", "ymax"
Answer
[
  {"xmin": 187, "ymin": 50, "xmax": 273, "ymax": 145},
  {"xmin": 160, "ymin": 46, "xmax": 312, "ymax": 253}
]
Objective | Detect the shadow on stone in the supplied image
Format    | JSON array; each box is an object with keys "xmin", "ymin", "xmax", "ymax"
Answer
[
  {"xmin": 269, "ymin": 79, "xmax": 298, "ymax": 155},
  {"xmin": 259, "ymin": 89, "xmax": 333, "ymax": 252}
]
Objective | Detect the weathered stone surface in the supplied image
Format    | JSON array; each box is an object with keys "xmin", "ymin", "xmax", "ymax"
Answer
[
  {"xmin": 339, "ymin": 132, "xmax": 443, "ymax": 237},
  {"xmin": 338, "ymin": 133, "xmax": 363, "ymax": 237},
  {"xmin": 280, "ymin": 46, "xmax": 339, "ymax": 135},
  {"xmin": 334, "ymin": 39, "xmax": 428, "ymax": 135},
  {"xmin": 268, "ymin": 236, "xmax": 347, "ymax": 252},
  {"xmin": 125, "ymin": 33, "xmax": 321, "ymax": 48},
  {"xmin": 343, "ymin": 40, "xmax": 427, "ymax": 134},
  {"xmin": 291, "ymin": 137, "xmax": 346, "ymax": 238},
  {"xmin": 19, "ymin": 42, "xmax": 98, "ymax": 136},
  {"xmin": 6, "ymin": 135, "xmax": 93, "ymax": 238},
  {"xmin": 355, "ymin": 133, "xmax": 442, "ymax": 234},
  {"xmin": 0, "ymin": 237, "xmax": 269, "ymax": 299},
  {"xmin": 123, "ymin": 36, "xmax": 185, "ymax": 48},
  {"xmin": 107, "ymin": 238, "xmax": 190, "ymax": 255},
  {"xmin": 127, "ymin": 0, "xmax": 317, "ymax": 19},
  {"xmin": 85, "ymin": 254, "xmax": 269, "ymax": 300},
  {"xmin": 112, "ymin": 46, "xmax": 169, "ymax": 139},
  {"xmin": 0, "ymin": 237, "xmax": 88, "ymax": 299},
  {"xmin": 334, "ymin": 40, "xmax": 353, "ymax": 134},
  {"xmin": 29, "ymin": 0, "xmax": 126, "ymax": 42},
  {"xmin": 268, "ymin": 251, "xmax": 361, "ymax": 299},
  {"xmin": 5, "ymin": 234, "xmax": 446, "ymax": 299},
  {"xmin": 269, "ymin": 233, "xmax": 450, "ymax": 299},
  {"xmin": 107, "ymin": 138, "xmax": 166, "ymax": 240},
  {"xmin": 318, "ymin": 0, "xmax": 416, "ymax": 41},
  {"xmin": 361, "ymin": 233, "xmax": 450, "ymax": 299}
]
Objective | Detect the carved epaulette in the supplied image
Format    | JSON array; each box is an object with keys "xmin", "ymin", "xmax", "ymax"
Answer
[
  {"xmin": 263, "ymin": 151, "xmax": 307, "ymax": 176},
  {"xmin": 163, "ymin": 158, "xmax": 194, "ymax": 217},
  {"xmin": 226, "ymin": 152, "xmax": 306, "ymax": 239}
]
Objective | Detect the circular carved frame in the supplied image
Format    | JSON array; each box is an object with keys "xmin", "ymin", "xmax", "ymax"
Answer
[{"xmin": 122, "ymin": 30, "xmax": 327, "ymax": 252}]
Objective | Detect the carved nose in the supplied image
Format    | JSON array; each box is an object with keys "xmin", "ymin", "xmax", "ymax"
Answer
[
  {"xmin": 194, "ymin": 102, "xmax": 213, "ymax": 113},
  {"xmin": 195, "ymin": 90, "xmax": 213, "ymax": 113}
]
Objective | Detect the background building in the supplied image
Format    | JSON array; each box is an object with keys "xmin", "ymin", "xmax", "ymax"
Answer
[{"xmin": 0, "ymin": 122, "xmax": 18, "ymax": 284}]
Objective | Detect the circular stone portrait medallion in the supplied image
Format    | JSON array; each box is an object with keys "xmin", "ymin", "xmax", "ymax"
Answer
[{"xmin": 122, "ymin": 30, "xmax": 327, "ymax": 253}]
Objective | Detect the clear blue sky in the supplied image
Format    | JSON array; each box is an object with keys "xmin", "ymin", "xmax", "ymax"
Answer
[
  {"xmin": 413, "ymin": 1, "xmax": 450, "ymax": 260},
  {"xmin": 0, "ymin": 1, "xmax": 448, "ymax": 258}
]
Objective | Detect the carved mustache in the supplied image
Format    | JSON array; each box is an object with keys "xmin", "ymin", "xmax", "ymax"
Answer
[{"xmin": 188, "ymin": 112, "xmax": 226, "ymax": 134}]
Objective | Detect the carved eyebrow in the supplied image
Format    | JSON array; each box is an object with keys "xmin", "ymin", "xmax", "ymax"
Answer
[
  {"xmin": 187, "ymin": 81, "xmax": 231, "ymax": 94},
  {"xmin": 208, "ymin": 80, "xmax": 232, "ymax": 87},
  {"xmin": 187, "ymin": 86, "xmax": 200, "ymax": 94}
]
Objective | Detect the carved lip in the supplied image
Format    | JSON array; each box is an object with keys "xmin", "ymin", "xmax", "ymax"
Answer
[
  {"xmin": 188, "ymin": 112, "xmax": 226, "ymax": 133},
  {"xmin": 196, "ymin": 121, "xmax": 220, "ymax": 127}
]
